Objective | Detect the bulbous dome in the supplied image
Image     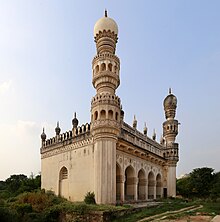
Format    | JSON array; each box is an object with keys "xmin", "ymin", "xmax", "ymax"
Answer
[
  {"xmin": 94, "ymin": 11, "xmax": 118, "ymax": 37},
  {"xmin": 163, "ymin": 89, "xmax": 177, "ymax": 109}
]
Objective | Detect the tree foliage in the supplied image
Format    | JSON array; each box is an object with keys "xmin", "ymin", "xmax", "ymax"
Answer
[
  {"xmin": 0, "ymin": 174, "xmax": 41, "ymax": 198},
  {"xmin": 177, "ymin": 167, "xmax": 220, "ymax": 199}
]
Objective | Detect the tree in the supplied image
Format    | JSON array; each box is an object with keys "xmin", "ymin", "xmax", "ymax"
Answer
[
  {"xmin": 210, "ymin": 172, "xmax": 220, "ymax": 200},
  {"xmin": 177, "ymin": 167, "xmax": 217, "ymax": 198},
  {"xmin": 189, "ymin": 167, "xmax": 214, "ymax": 197},
  {"xmin": 5, "ymin": 174, "xmax": 28, "ymax": 194},
  {"xmin": 176, "ymin": 176, "xmax": 191, "ymax": 198},
  {"xmin": 4, "ymin": 174, "xmax": 41, "ymax": 196}
]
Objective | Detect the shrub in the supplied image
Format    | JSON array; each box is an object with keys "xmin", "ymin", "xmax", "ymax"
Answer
[
  {"xmin": 14, "ymin": 203, "xmax": 33, "ymax": 216},
  {"xmin": 84, "ymin": 191, "xmax": 96, "ymax": 205},
  {"xmin": 43, "ymin": 206, "xmax": 61, "ymax": 222},
  {"xmin": 0, "ymin": 207, "xmax": 19, "ymax": 222}
]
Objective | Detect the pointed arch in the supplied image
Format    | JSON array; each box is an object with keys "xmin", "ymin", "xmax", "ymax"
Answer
[
  {"xmin": 156, "ymin": 173, "xmax": 162, "ymax": 199},
  {"xmin": 116, "ymin": 163, "xmax": 122, "ymax": 201},
  {"xmin": 148, "ymin": 171, "xmax": 155, "ymax": 199},
  {"xmin": 59, "ymin": 166, "xmax": 69, "ymax": 198},
  {"xmin": 124, "ymin": 165, "xmax": 135, "ymax": 201},
  {"xmin": 137, "ymin": 169, "xmax": 146, "ymax": 200}
]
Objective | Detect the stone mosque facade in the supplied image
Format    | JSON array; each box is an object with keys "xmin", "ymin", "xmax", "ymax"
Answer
[{"xmin": 40, "ymin": 11, "xmax": 179, "ymax": 205}]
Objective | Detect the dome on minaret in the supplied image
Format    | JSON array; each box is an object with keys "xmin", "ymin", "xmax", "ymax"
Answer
[
  {"xmin": 94, "ymin": 10, "xmax": 118, "ymax": 37},
  {"xmin": 163, "ymin": 88, "xmax": 177, "ymax": 110}
]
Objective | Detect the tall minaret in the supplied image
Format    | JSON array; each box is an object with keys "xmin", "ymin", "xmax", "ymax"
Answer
[
  {"xmin": 91, "ymin": 11, "xmax": 121, "ymax": 204},
  {"xmin": 163, "ymin": 88, "xmax": 179, "ymax": 197}
]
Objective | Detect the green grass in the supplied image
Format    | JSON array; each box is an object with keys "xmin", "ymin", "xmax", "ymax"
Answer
[
  {"xmin": 197, "ymin": 200, "xmax": 220, "ymax": 215},
  {"xmin": 112, "ymin": 199, "xmax": 220, "ymax": 222},
  {"xmin": 111, "ymin": 199, "xmax": 194, "ymax": 222},
  {"xmin": 164, "ymin": 201, "xmax": 220, "ymax": 221}
]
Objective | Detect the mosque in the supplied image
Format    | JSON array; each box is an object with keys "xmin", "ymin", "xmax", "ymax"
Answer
[{"xmin": 40, "ymin": 11, "xmax": 179, "ymax": 204}]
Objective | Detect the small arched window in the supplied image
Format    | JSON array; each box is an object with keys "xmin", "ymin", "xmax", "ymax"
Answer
[
  {"xmin": 95, "ymin": 65, "xmax": 99, "ymax": 74},
  {"xmin": 94, "ymin": 111, "xmax": 98, "ymax": 120},
  {"xmin": 108, "ymin": 110, "xmax": 113, "ymax": 119},
  {"xmin": 60, "ymin": 167, "xmax": 68, "ymax": 180},
  {"xmin": 108, "ymin": 63, "xmax": 112, "ymax": 71},
  {"xmin": 100, "ymin": 110, "xmax": 106, "ymax": 120},
  {"xmin": 101, "ymin": 63, "xmax": 106, "ymax": 71}
]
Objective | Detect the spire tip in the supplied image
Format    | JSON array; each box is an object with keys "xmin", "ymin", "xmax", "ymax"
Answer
[{"xmin": 169, "ymin": 88, "xmax": 172, "ymax": 94}]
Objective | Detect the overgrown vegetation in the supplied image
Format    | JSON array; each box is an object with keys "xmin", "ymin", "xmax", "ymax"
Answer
[
  {"xmin": 0, "ymin": 167, "xmax": 220, "ymax": 221},
  {"xmin": 0, "ymin": 174, "xmax": 126, "ymax": 221}
]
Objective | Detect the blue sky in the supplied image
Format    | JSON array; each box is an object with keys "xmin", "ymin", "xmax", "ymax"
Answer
[{"xmin": 0, "ymin": 0, "xmax": 220, "ymax": 180}]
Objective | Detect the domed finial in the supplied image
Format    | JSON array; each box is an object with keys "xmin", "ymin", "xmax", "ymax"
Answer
[
  {"xmin": 41, "ymin": 127, "xmax": 46, "ymax": 141},
  {"xmin": 143, "ymin": 122, "xmax": 148, "ymax": 135},
  {"xmin": 160, "ymin": 135, "xmax": 164, "ymax": 145},
  {"xmin": 105, "ymin": 9, "xmax": 108, "ymax": 17},
  {"xmin": 72, "ymin": 112, "xmax": 79, "ymax": 128},
  {"xmin": 55, "ymin": 121, "xmax": 61, "ymax": 136},
  {"xmin": 133, "ymin": 115, "xmax": 137, "ymax": 129},
  {"xmin": 152, "ymin": 129, "xmax": 156, "ymax": 141},
  {"xmin": 169, "ymin": 88, "xmax": 172, "ymax": 94}
]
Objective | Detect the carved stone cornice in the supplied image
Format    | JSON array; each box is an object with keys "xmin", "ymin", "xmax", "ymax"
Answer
[
  {"xmin": 117, "ymin": 141, "xmax": 165, "ymax": 166},
  {"xmin": 41, "ymin": 137, "xmax": 93, "ymax": 159},
  {"xmin": 91, "ymin": 93, "xmax": 121, "ymax": 109},
  {"xmin": 94, "ymin": 30, "xmax": 118, "ymax": 43},
  {"xmin": 93, "ymin": 53, "xmax": 120, "ymax": 65},
  {"xmin": 92, "ymin": 70, "xmax": 120, "ymax": 91}
]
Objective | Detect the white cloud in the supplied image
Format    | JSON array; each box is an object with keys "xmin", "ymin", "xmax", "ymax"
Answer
[{"xmin": 0, "ymin": 80, "xmax": 12, "ymax": 95}]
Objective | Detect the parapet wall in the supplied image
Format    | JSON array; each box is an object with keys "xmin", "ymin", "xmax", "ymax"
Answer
[
  {"xmin": 120, "ymin": 122, "xmax": 164, "ymax": 158},
  {"xmin": 41, "ymin": 123, "xmax": 91, "ymax": 152}
]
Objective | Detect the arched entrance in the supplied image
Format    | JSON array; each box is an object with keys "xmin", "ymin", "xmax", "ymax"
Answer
[
  {"xmin": 59, "ymin": 166, "xmax": 69, "ymax": 199},
  {"xmin": 124, "ymin": 166, "xmax": 135, "ymax": 201},
  {"xmin": 148, "ymin": 171, "xmax": 155, "ymax": 199},
  {"xmin": 156, "ymin": 174, "xmax": 162, "ymax": 199},
  {"xmin": 137, "ymin": 169, "xmax": 146, "ymax": 200},
  {"xmin": 116, "ymin": 164, "xmax": 122, "ymax": 201}
]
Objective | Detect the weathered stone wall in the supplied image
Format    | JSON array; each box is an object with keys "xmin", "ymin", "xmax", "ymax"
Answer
[{"xmin": 41, "ymin": 143, "xmax": 95, "ymax": 202}]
